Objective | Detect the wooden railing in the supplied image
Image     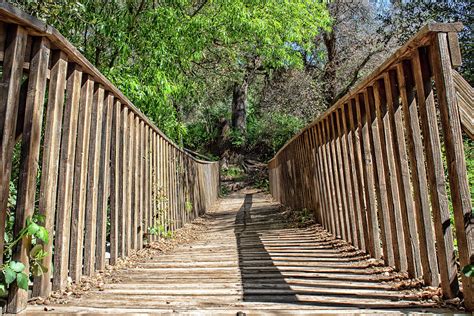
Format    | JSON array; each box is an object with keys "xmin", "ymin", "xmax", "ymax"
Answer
[
  {"xmin": 269, "ymin": 23, "xmax": 474, "ymax": 311},
  {"xmin": 0, "ymin": 3, "xmax": 219, "ymax": 313}
]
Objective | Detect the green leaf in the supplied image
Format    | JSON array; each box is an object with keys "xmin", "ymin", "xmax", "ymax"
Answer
[
  {"xmin": 9, "ymin": 261, "xmax": 25, "ymax": 273},
  {"xmin": 30, "ymin": 244, "xmax": 42, "ymax": 258},
  {"xmin": 462, "ymin": 264, "xmax": 474, "ymax": 277},
  {"xmin": 0, "ymin": 284, "xmax": 7, "ymax": 297},
  {"xmin": 4, "ymin": 267, "xmax": 16, "ymax": 285},
  {"xmin": 30, "ymin": 263, "xmax": 43, "ymax": 277},
  {"xmin": 16, "ymin": 272, "xmax": 29, "ymax": 290},
  {"xmin": 27, "ymin": 222, "xmax": 40, "ymax": 236},
  {"xmin": 35, "ymin": 227, "xmax": 49, "ymax": 243},
  {"xmin": 33, "ymin": 214, "xmax": 46, "ymax": 224}
]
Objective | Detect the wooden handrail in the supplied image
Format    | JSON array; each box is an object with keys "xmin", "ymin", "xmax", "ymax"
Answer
[
  {"xmin": 0, "ymin": 4, "xmax": 220, "ymax": 313},
  {"xmin": 268, "ymin": 23, "xmax": 473, "ymax": 311}
]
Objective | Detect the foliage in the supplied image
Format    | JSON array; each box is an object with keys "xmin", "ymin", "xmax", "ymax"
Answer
[
  {"xmin": 380, "ymin": 0, "xmax": 473, "ymax": 84},
  {"xmin": 219, "ymin": 186, "xmax": 230, "ymax": 197},
  {"xmin": 147, "ymin": 225, "xmax": 173, "ymax": 239},
  {"xmin": 9, "ymin": 0, "xmax": 330, "ymax": 147},
  {"xmin": 185, "ymin": 200, "xmax": 193, "ymax": 214},
  {"xmin": 463, "ymin": 138, "xmax": 474, "ymax": 208},
  {"xmin": 222, "ymin": 166, "xmax": 245, "ymax": 179},
  {"xmin": 462, "ymin": 264, "xmax": 474, "ymax": 278},
  {"xmin": 1, "ymin": 216, "xmax": 49, "ymax": 297},
  {"xmin": 253, "ymin": 178, "xmax": 269, "ymax": 192}
]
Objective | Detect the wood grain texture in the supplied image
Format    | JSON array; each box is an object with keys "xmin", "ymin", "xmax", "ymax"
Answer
[
  {"xmin": 84, "ymin": 85, "xmax": 105, "ymax": 276},
  {"xmin": 30, "ymin": 51, "xmax": 68, "ymax": 300},
  {"xmin": 397, "ymin": 62, "xmax": 439, "ymax": 286},
  {"xmin": 109, "ymin": 100, "xmax": 121, "ymax": 265},
  {"xmin": 53, "ymin": 64, "xmax": 82, "ymax": 291},
  {"xmin": 431, "ymin": 32, "xmax": 473, "ymax": 310},
  {"xmin": 96, "ymin": 93, "xmax": 113, "ymax": 271},
  {"xmin": 413, "ymin": 47, "xmax": 458, "ymax": 298},
  {"xmin": 70, "ymin": 75, "xmax": 94, "ymax": 282},
  {"xmin": 0, "ymin": 25, "xmax": 27, "ymax": 265},
  {"xmin": 385, "ymin": 70, "xmax": 421, "ymax": 278},
  {"xmin": 7, "ymin": 36, "xmax": 49, "ymax": 313}
]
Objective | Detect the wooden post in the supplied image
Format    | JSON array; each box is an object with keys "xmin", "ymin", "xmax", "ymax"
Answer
[
  {"xmin": 138, "ymin": 120, "xmax": 144, "ymax": 249},
  {"xmin": 0, "ymin": 25, "xmax": 27, "ymax": 263},
  {"xmin": 96, "ymin": 93, "xmax": 113, "ymax": 271},
  {"xmin": 143, "ymin": 127, "xmax": 149, "ymax": 243},
  {"xmin": 356, "ymin": 93, "xmax": 381, "ymax": 259},
  {"xmin": 385, "ymin": 70, "xmax": 422, "ymax": 278},
  {"xmin": 109, "ymin": 100, "xmax": 121, "ymax": 265},
  {"xmin": 413, "ymin": 47, "xmax": 458, "ymax": 297},
  {"xmin": 334, "ymin": 109, "xmax": 352, "ymax": 244},
  {"xmin": 53, "ymin": 64, "xmax": 82, "ymax": 290},
  {"xmin": 84, "ymin": 85, "xmax": 105, "ymax": 276},
  {"xmin": 118, "ymin": 106, "xmax": 128, "ymax": 257},
  {"xmin": 7, "ymin": 36, "xmax": 49, "ymax": 313},
  {"xmin": 431, "ymin": 32, "xmax": 474, "ymax": 310},
  {"xmin": 31, "ymin": 50, "xmax": 68, "ymax": 299},
  {"xmin": 347, "ymin": 100, "xmax": 369, "ymax": 253},
  {"xmin": 319, "ymin": 122, "xmax": 336, "ymax": 235},
  {"xmin": 372, "ymin": 81, "xmax": 404, "ymax": 270},
  {"xmin": 130, "ymin": 114, "xmax": 137, "ymax": 250},
  {"xmin": 126, "ymin": 111, "xmax": 133, "ymax": 253},
  {"xmin": 397, "ymin": 62, "xmax": 439, "ymax": 286},
  {"xmin": 340, "ymin": 105, "xmax": 361, "ymax": 249},
  {"xmin": 365, "ymin": 88, "xmax": 393, "ymax": 266},
  {"xmin": 70, "ymin": 74, "xmax": 94, "ymax": 282}
]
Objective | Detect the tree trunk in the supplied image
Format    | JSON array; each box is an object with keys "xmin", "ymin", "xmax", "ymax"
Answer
[
  {"xmin": 322, "ymin": 30, "xmax": 337, "ymax": 107},
  {"xmin": 231, "ymin": 77, "xmax": 248, "ymax": 134}
]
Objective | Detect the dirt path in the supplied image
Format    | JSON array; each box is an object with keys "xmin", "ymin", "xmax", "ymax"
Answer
[{"xmin": 25, "ymin": 191, "xmax": 460, "ymax": 314}]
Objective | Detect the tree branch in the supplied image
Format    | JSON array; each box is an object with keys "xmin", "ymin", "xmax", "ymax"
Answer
[{"xmin": 189, "ymin": 0, "xmax": 209, "ymax": 18}]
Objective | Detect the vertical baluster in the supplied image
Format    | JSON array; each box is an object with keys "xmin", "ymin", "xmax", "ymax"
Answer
[
  {"xmin": 126, "ymin": 111, "xmax": 133, "ymax": 252},
  {"xmin": 340, "ymin": 105, "xmax": 360, "ymax": 249},
  {"xmin": 385, "ymin": 70, "xmax": 422, "ymax": 278},
  {"xmin": 95, "ymin": 93, "xmax": 113, "ymax": 271},
  {"xmin": 53, "ymin": 64, "xmax": 82, "ymax": 290},
  {"xmin": 356, "ymin": 93, "xmax": 382, "ymax": 259},
  {"xmin": 397, "ymin": 62, "xmax": 439, "ymax": 286},
  {"xmin": 372, "ymin": 81, "xmax": 403, "ymax": 269},
  {"xmin": 118, "ymin": 106, "xmax": 128, "ymax": 257},
  {"xmin": 109, "ymin": 100, "xmax": 121, "ymax": 265},
  {"xmin": 334, "ymin": 109, "xmax": 352, "ymax": 244},
  {"xmin": 70, "ymin": 74, "xmax": 94, "ymax": 281},
  {"xmin": 348, "ymin": 99, "xmax": 370, "ymax": 253},
  {"xmin": 0, "ymin": 26, "xmax": 27, "ymax": 263},
  {"xmin": 327, "ymin": 116, "xmax": 343, "ymax": 239},
  {"xmin": 8, "ymin": 36, "xmax": 49, "ymax": 312},
  {"xmin": 84, "ymin": 85, "xmax": 104, "ymax": 276},
  {"xmin": 431, "ymin": 32, "xmax": 473, "ymax": 307},
  {"xmin": 138, "ymin": 120, "xmax": 144, "ymax": 249}
]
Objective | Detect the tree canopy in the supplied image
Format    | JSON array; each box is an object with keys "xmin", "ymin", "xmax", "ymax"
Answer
[{"xmin": 9, "ymin": 0, "xmax": 472, "ymax": 160}]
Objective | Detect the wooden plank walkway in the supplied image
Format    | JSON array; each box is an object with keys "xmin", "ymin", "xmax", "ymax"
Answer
[{"xmin": 26, "ymin": 192, "xmax": 455, "ymax": 314}]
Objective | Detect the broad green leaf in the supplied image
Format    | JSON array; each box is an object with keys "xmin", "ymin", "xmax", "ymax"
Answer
[
  {"xmin": 27, "ymin": 222, "xmax": 40, "ymax": 236},
  {"xmin": 16, "ymin": 272, "xmax": 29, "ymax": 290},
  {"xmin": 462, "ymin": 264, "xmax": 474, "ymax": 277},
  {"xmin": 3, "ymin": 267, "xmax": 16, "ymax": 285},
  {"xmin": 0, "ymin": 284, "xmax": 7, "ymax": 297},
  {"xmin": 9, "ymin": 261, "xmax": 25, "ymax": 273},
  {"xmin": 35, "ymin": 227, "xmax": 49, "ymax": 243},
  {"xmin": 30, "ymin": 244, "xmax": 42, "ymax": 258}
]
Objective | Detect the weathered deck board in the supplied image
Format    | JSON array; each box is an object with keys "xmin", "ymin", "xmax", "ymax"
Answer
[{"xmin": 26, "ymin": 193, "xmax": 456, "ymax": 314}]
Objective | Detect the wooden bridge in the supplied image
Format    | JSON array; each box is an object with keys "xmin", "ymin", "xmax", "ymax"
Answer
[{"xmin": 0, "ymin": 3, "xmax": 473, "ymax": 314}]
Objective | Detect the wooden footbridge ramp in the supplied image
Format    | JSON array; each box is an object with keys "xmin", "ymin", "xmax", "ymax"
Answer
[{"xmin": 0, "ymin": 2, "xmax": 473, "ymax": 314}]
